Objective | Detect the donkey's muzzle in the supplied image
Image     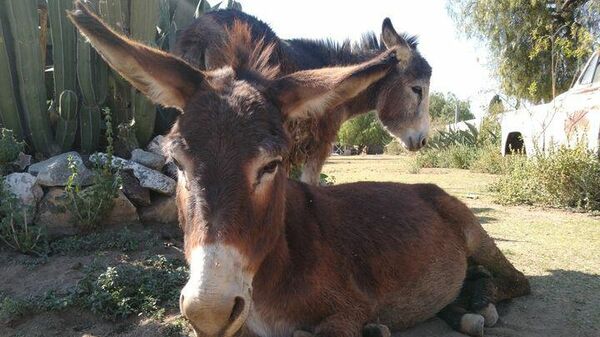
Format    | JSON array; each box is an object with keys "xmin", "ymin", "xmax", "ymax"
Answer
[
  {"xmin": 407, "ymin": 133, "xmax": 428, "ymax": 151},
  {"xmin": 180, "ymin": 244, "xmax": 252, "ymax": 337},
  {"xmin": 180, "ymin": 293, "xmax": 247, "ymax": 337}
]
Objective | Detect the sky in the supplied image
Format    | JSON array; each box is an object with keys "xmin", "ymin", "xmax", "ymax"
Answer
[{"xmin": 240, "ymin": 0, "xmax": 498, "ymax": 117}]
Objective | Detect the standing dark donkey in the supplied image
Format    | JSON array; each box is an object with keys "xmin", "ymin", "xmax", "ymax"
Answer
[
  {"xmin": 175, "ymin": 10, "xmax": 431, "ymax": 184},
  {"xmin": 68, "ymin": 3, "xmax": 529, "ymax": 337}
]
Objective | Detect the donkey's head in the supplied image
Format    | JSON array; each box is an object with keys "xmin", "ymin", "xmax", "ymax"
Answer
[
  {"xmin": 374, "ymin": 18, "xmax": 432, "ymax": 151},
  {"xmin": 68, "ymin": 3, "xmax": 399, "ymax": 336}
]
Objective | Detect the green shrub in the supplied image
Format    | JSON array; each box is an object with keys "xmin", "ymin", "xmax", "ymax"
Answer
[
  {"xmin": 471, "ymin": 144, "xmax": 506, "ymax": 174},
  {"xmin": 492, "ymin": 146, "xmax": 600, "ymax": 211},
  {"xmin": 0, "ymin": 128, "xmax": 25, "ymax": 174},
  {"xmin": 78, "ymin": 255, "xmax": 188, "ymax": 320},
  {"xmin": 384, "ymin": 139, "xmax": 406, "ymax": 155},
  {"xmin": 442, "ymin": 144, "xmax": 479, "ymax": 169},
  {"xmin": 65, "ymin": 109, "xmax": 122, "ymax": 230},
  {"xmin": 413, "ymin": 144, "xmax": 479, "ymax": 171},
  {"xmin": 0, "ymin": 180, "xmax": 46, "ymax": 256}
]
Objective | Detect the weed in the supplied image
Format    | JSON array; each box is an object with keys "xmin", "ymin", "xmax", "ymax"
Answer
[
  {"xmin": 0, "ymin": 128, "xmax": 25, "ymax": 175},
  {"xmin": 64, "ymin": 108, "xmax": 122, "ymax": 230},
  {"xmin": 470, "ymin": 144, "xmax": 507, "ymax": 174},
  {"xmin": 0, "ymin": 180, "xmax": 46, "ymax": 256},
  {"xmin": 78, "ymin": 255, "xmax": 188, "ymax": 320},
  {"xmin": 163, "ymin": 316, "xmax": 193, "ymax": 337}
]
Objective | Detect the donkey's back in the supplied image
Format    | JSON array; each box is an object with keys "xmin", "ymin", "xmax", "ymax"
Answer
[{"xmin": 176, "ymin": 9, "xmax": 353, "ymax": 73}]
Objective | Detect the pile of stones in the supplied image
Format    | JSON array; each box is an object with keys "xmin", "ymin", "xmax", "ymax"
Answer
[{"xmin": 2, "ymin": 136, "xmax": 178, "ymax": 238}]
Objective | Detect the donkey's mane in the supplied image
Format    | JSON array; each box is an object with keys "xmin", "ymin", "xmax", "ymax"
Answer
[
  {"xmin": 224, "ymin": 20, "xmax": 280, "ymax": 80},
  {"xmin": 287, "ymin": 31, "xmax": 419, "ymax": 66}
]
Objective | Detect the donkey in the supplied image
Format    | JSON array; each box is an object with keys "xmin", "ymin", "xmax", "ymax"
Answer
[
  {"xmin": 174, "ymin": 10, "xmax": 431, "ymax": 184},
  {"xmin": 68, "ymin": 3, "xmax": 530, "ymax": 337}
]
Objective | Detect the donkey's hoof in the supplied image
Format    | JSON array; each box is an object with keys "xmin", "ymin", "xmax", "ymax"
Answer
[
  {"xmin": 479, "ymin": 303, "xmax": 498, "ymax": 327},
  {"xmin": 293, "ymin": 330, "xmax": 315, "ymax": 337},
  {"xmin": 460, "ymin": 313, "xmax": 485, "ymax": 337},
  {"xmin": 363, "ymin": 323, "xmax": 391, "ymax": 337}
]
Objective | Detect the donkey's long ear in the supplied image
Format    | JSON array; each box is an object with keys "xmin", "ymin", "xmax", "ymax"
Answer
[
  {"xmin": 381, "ymin": 18, "xmax": 410, "ymax": 50},
  {"xmin": 68, "ymin": 1, "xmax": 204, "ymax": 111},
  {"xmin": 269, "ymin": 50, "xmax": 398, "ymax": 119}
]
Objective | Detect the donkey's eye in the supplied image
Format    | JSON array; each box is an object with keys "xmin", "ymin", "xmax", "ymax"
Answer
[
  {"xmin": 411, "ymin": 86, "xmax": 423, "ymax": 98},
  {"xmin": 260, "ymin": 160, "xmax": 281, "ymax": 177}
]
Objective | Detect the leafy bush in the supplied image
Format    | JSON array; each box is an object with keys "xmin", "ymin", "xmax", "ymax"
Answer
[
  {"xmin": 65, "ymin": 109, "xmax": 122, "ymax": 230},
  {"xmin": 412, "ymin": 114, "xmax": 504, "ymax": 172},
  {"xmin": 0, "ymin": 128, "xmax": 25, "ymax": 174},
  {"xmin": 78, "ymin": 255, "xmax": 188, "ymax": 320},
  {"xmin": 0, "ymin": 180, "xmax": 46, "ymax": 256},
  {"xmin": 470, "ymin": 144, "xmax": 507, "ymax": 174},
  {"xmin": 492, "ymin": 145, "xmax": 600, "ymax": 211},
  {"xmin": 338, "ymin": 111, "xmax": 392, "ymax": 150},
  {"xmin": 384, "ymin": 139, "xmax": 406, "ymax": 155}
]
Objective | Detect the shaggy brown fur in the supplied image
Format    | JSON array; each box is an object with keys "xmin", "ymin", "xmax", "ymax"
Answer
[{"xmin": 68, "ymin": 3, "xmax": 529, "ymax": 337}]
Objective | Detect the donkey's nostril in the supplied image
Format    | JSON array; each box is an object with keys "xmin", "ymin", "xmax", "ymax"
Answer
[
  {"xmin": 420, "ymin": 137, "xmax": 427, "ymax": 147},
  {"xmin": 229, "ymin": 296, "xmax": 246, "ymax": 323}
]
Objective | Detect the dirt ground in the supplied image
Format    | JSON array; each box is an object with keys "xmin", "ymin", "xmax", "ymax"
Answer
[{"xmin": 1, "ymin": 155, "xmax": 599, "ymax": 337}]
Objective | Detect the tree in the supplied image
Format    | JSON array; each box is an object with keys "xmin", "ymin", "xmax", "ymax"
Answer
[
  {"xmin": 429, "ymin": 91, "xmax": 474, "ymax": 124},
  {"xmin": 337, "ymin": 112, "xmax": 391, "ymax": 150},
  {"xmin": 448, "ymin": 0, "xmax": 599, "ymax": 104}
]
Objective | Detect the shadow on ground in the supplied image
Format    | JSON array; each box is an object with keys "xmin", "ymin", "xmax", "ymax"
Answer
[
  {"xmin": 393, "ymin": 269, "xmax": 600, "ymax": 337},
  {"xmin": 471, "ymin": 207, "xmax": 499, "ymax": 225}
]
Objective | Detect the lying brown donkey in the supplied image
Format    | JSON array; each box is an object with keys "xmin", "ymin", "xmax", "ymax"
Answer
[
  {"xmin": 175, "ymin": 10, "xmax": 431, "ymax": 184},
  {"xmin": 68, "ymin": 3, "xmax": 529, "ymax": 337}
]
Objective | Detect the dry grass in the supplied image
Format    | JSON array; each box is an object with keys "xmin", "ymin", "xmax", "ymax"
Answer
[{"xmin": 323, "ymin": 155, "xmax": 600, "ymax": 336}]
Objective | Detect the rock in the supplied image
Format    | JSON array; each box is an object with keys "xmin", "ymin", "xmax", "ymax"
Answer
[
  {"xmin": 91, "ymin": 153, "xmax": 176, "ymax": 195},
  {"xmin": 104, "ymin": 190, "xmax": 139, "ymax": 226},
  {"xmin": 120, "ymin": 170, "xmax": 151, "ymax": 207},
  {"xmin": 139, "ymin": 195, "xmax": 178, "ymax": 224},
  {"xmin": 35, "ymin": 188, "xmax": 76, "ymax": 238},
  {"xmin": 146, "ymin": 135, "xmax": 166, "ymax": 156},
  {"xmin": 2, "ymin": 173, "xmax": 43, "ymax": 224},
  {"xmin": 131, "ymin": 149, "xmax": 165, "ymax": 171},
  {"xmin": 28, "ymin": 152, "xmax": 93, "ymax": 187}
]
